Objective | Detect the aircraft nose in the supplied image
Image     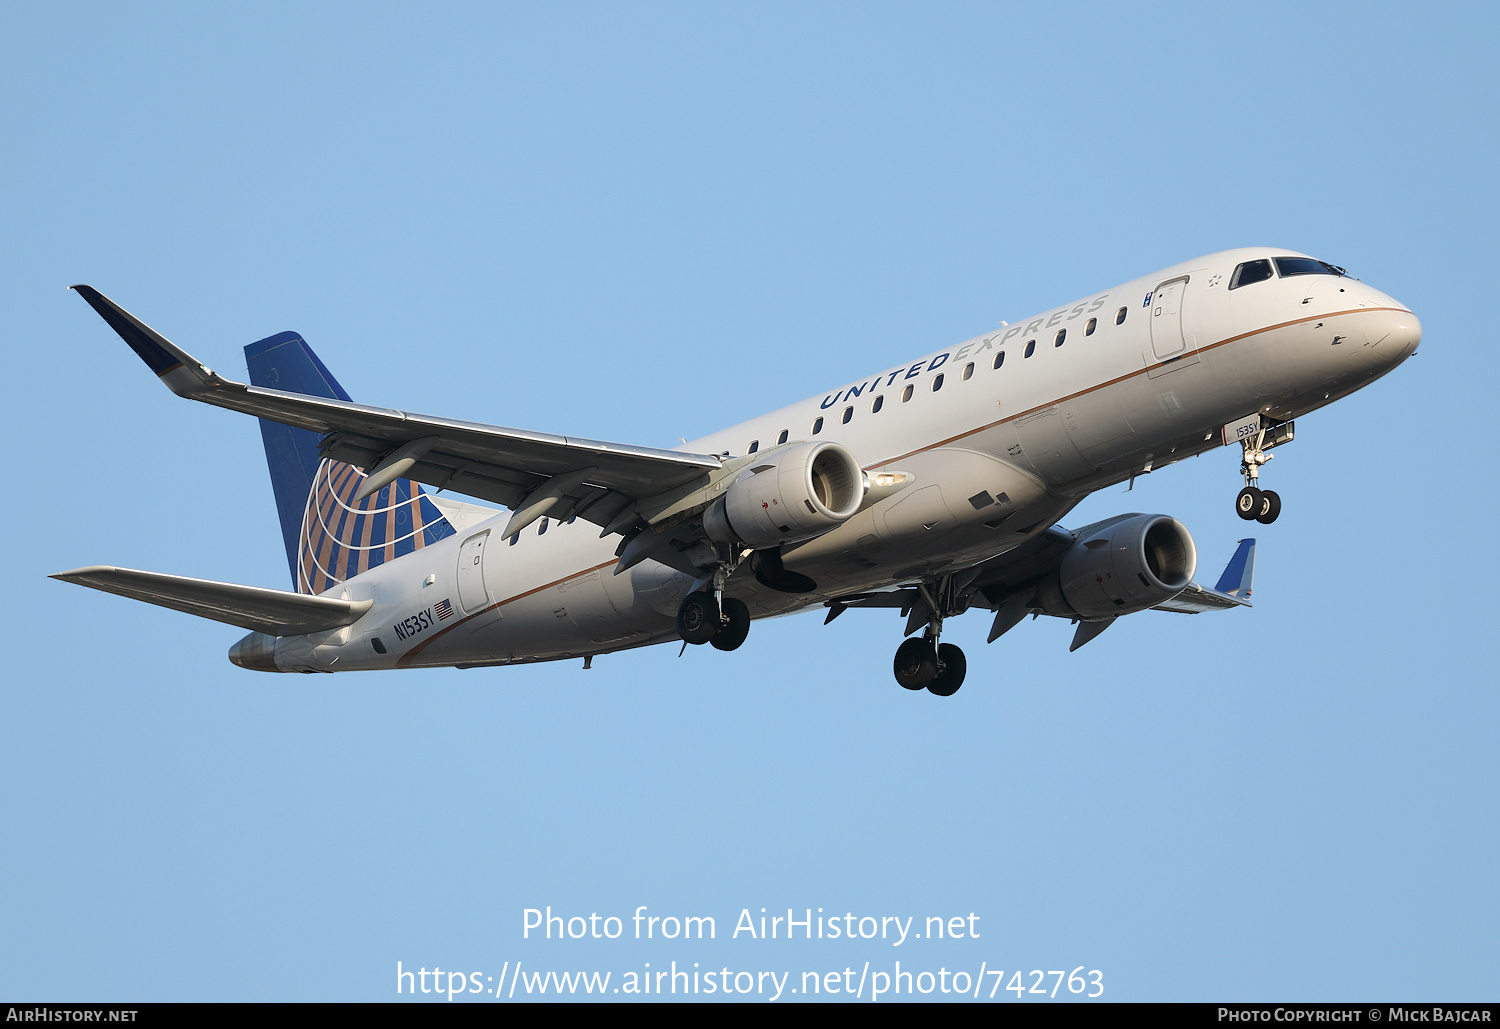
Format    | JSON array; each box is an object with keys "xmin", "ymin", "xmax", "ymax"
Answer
[
  {"xmin": 228, "ymin": 631, "xmax": 280, "ymax": 672},
  {"xmin": 1393, "ymin": 311, "xmax": 1422, "ymax": 357},
  {"xmin": 1357, "ymin": 307, "xmax": 1421, "ymax": 365}
]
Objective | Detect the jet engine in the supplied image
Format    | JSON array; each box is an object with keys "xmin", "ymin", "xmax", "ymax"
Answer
[
  {"xmin": 703, "ymin": 441, "xmax": 865, "ymax": 550},
  {"xmin": 1037, "ymin": 514, "xmax": 1197, "ymax": 619}
]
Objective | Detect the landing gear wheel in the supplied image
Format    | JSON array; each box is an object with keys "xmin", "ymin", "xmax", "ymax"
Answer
[
  {"xmin": 1235, "ymin": 486, "xmax": 1263, "ymax": 521},
  {"xmin": 927, "ymin": 643, "xmax": 967, "ymax": 697},
  {"xmin": 710, "ymin": 597, "xmax": 751, "ymax": 652},
  {"xmin": 677, "ymin": 591, "xmax": 721, "ymax": 645},
  {"xmin": 893, "ymin": 637, "xmax": 937, "ymax": 690},
  {"xmin": 1255, "ymin": 489, "xmax": 1281, "ymax": 524}
]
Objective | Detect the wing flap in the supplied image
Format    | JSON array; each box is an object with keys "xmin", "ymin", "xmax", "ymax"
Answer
[{"xmin": 51, "ymin": 566, "xmax": 372, "ymax": 635}]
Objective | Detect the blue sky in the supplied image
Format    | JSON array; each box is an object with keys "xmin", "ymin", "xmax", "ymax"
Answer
[{"xmin": 2, "ymin": 1, "xmax": 1496, "ymax": 1002}]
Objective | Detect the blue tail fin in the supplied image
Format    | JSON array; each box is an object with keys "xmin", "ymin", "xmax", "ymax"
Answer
[{"xmin": 244, "ymin": 332, "xmax": 454, "ymax": 595}]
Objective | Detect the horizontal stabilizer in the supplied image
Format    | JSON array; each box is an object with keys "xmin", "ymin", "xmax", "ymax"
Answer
[{"xmin": 51, "ymin": 566, "xmax": 372, "ymax": 635}]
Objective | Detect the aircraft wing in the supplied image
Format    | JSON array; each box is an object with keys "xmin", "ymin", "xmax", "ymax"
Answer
[
  {"xmin": 51, "ymin": 566, "xmax": 372, "ymax": 635},
  {"xmin": 823, "ymin": 535, "xmax": 1256, "ymax": 645},
  {"xmin": 71, "ymin": 286, "xmax": 723, "ymax": 529},
  {"xmin": 1152, "ymin": 538, "xmax": 1256, "ymax": 613},
  {"xmin": 1151, "ymin": 582, "xmax": 1251, "ymax": 613}
]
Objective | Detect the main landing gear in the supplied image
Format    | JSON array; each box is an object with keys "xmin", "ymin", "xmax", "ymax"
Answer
[
  {"xmin": 894, "ymin": 637, "xmax": 967, "ymax": 696},
  {"xmin": 678, "ymin": 591, "xmax": 751, "ymax": 651},
  {"xmin": 1234, "ymin": 421, "xmax": 1290, "ymax": 525},
  {"xmin": 676, "ymin": 554, "xmax": 752, "ymax": 652},
  {"xmin": 891, "ymin": 574, "xmax": 971, "ymax": 697}
]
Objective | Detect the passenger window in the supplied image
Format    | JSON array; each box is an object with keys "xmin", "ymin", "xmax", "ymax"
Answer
[
  {"xmin": 1085, "ymin": 317, "xmax": 1097, "ymax": 336},
  {"xmin": 841, "ymin": 406, "xmax": 853, "ymax": 424},
  {"xmin": 812, "ymin": 417, "xmax": 823, "ymax": 435},
  {"xmin": 962, "ymin": 362, "xmax": 974, "ymax": 380},
  {"xmin": 748, "ymin": 439, "xmax": 759, "ymax": 454},
  {"xmin": 1024, "ymin": 340, "xmax": 1036, "ymax": 358},
  {"xmin": 1054, "ymin": 329, "xmax": 1066, "ymax": 347},
  {"xmin": 568, "ymin": 515, "xmax": 576, "ymax": 524},
  {"xmin": 902, "ymin": 384, "xmax": 914, "ymax": 402},
  {"xmin": 932, "ymin": 373, "xmax": 944, "ymax": 391},
  {"xmin": 509, "ymin": 533, "xmax": 518, "ymax": 546},
  {"xmin": 777, "ymin": 429, "xmax": 789, "ymax": 445},
  {"xmin": 1230, "ymin": 259, "xmax": 1274, "ymax": 289},
  {"xmin": 1115, "ymin": 307, "xmax": 1127, "ymax": 325},
  {"xmin": 993, "ymin": 351, "xmax": 1005, "ymax": 370},
  {"xmin": 538, "ymin": 518, "xmax": 548, "ymax": 535},
  {"xmin": 871, "ymin": 395, "xmax": 884, "ymax": 413}
]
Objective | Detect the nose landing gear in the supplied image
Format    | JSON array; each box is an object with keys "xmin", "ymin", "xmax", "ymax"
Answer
[
  {"xmin": 890, "ymin": 575, "xmax": 970, "ymax": 696},
  {"xmin": 1234, "ymin": 420, "xmax": 1293, "ymax": 525},
  {"xmin": 1235, "ymin": 485, "xmax": 1281, "ymax": 524}
]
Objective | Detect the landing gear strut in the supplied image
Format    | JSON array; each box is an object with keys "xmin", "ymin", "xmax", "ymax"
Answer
[
  {"xmin": 1235, "ymin": 423, "xmax": 1285, "ymax": 525},
  {"xmin": 676, "ymin": 549, "xmax": 752, "ymax": 652},
  {"xmin": 711, "ymin": 598, "xmax": 751, "ymax": 652},
  {"xmin": 891, "ymin": 574, "xmax": 970, "ymax": 696}
]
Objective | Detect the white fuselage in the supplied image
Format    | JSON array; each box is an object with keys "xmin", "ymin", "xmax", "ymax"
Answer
[{"xmin": 267, "ymin": 248, "xmax": 1420, "ymax": 672}]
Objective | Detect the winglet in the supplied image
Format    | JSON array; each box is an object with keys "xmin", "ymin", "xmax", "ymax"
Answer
[
  {"xmin": 70, "ymin": 285, "xmax": 228, "ymax": 398},
  {"xmin": 1213, "ymin": 538, "xmax": 1256, "ymax": 599}
]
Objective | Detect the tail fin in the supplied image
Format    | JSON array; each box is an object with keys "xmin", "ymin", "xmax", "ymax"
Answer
[
  {"xmin": 244, "ymin": 332, "xmax": 454, "ymax": 594},
  {"xmin": 1213, "ymin": 538, "xmax": 1256, "ymax": 599}
]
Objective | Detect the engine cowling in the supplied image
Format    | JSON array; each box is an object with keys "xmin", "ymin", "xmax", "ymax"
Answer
[
  {"xmin": 1049, "ymin": 514, "xmax": 1197, "ymax": 619},
  {"xmin": 703, "ymin": 441, "xmax": 865, "ymax": 550}
]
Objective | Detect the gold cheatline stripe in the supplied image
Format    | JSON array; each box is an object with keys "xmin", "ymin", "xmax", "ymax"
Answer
[
  {"xmin": 394, "ymin": 306, "xmax": 1405, "ymax": 666},
  {"xmin": 871, "ymin": 307, "xmax": 1405, "ymax": 468},
  {"xmin": 397, "ymin": 559, "xmax": 620, "ymax": 665}
]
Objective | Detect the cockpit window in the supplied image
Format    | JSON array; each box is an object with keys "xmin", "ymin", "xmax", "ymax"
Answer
[
  {"xmin": 1229, "ymin": 259, "xmax": 1273, "ymax": 290},
  {"xmin": 1275, "ymin": 257, "xmax": 1346, "ymax": 278}
]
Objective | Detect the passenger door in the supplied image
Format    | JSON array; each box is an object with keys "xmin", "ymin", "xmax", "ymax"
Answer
[
  {"xmin": 1149, "ymin": 277, "xmax": 1190, "ymax": 361},
  {"xmin": 456, "ymin": 531, "xmax": 490, "ymax": 613}
]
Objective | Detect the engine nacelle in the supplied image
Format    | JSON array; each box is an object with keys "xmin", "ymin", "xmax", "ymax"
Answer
[
  {"xmin": 1047, "ymin": 514, "xmax": 1197, "ymax": 619},
  {"xmin": 703, "ymin": 441, "xmax": 865, "ymax": 550}
]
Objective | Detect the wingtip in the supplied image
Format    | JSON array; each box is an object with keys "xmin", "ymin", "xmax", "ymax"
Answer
[
  {"xmin": 50, "ymin": 565, "xmax": 114, "ymax": 582},
  {"xmin": 67, "ymin": 286, "xmax": 206, "ymax": 384}
]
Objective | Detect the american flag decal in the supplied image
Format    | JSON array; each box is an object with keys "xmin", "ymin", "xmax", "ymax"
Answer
[{"xmin": 434, "ymin": 598, "xmax": 455, "ymax": 620}]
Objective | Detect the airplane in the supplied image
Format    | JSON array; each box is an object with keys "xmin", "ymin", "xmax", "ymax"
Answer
[{"xmin": 52, "ymin": 248, "xmax": 1420, "ymax": 695}]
